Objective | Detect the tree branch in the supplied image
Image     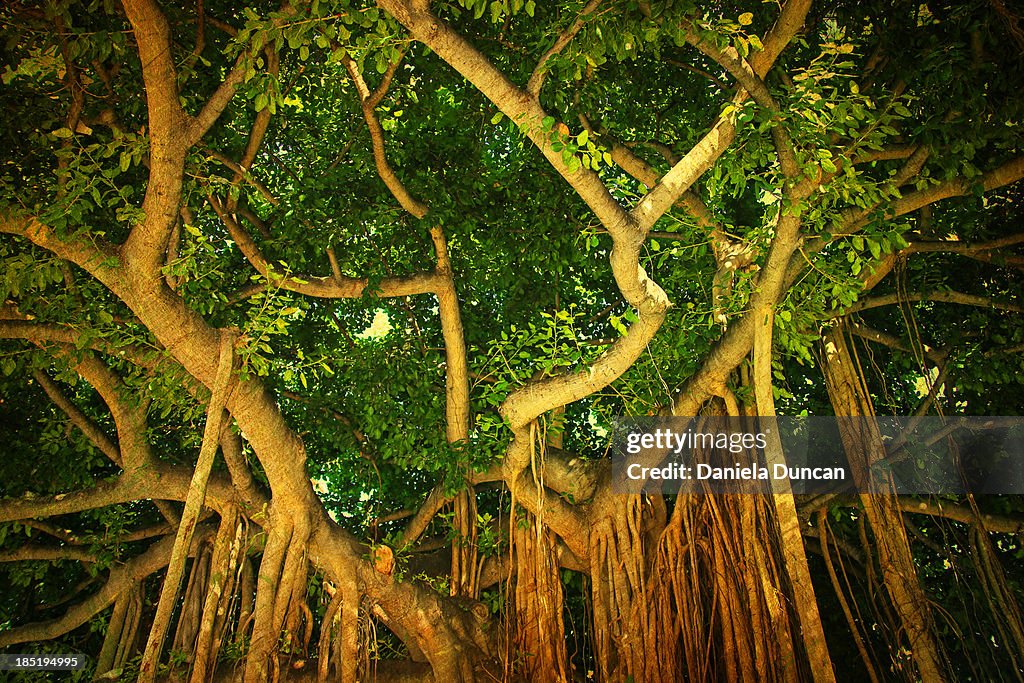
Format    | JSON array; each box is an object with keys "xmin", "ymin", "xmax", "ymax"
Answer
[
  {"xmin": 187, "ymin": 55, "xmax": 247, "ymax": 145},
  {"xmin": 342, "ymin": 54, "xmax": 428, "ymax": 218},
  {"xmin": 120, "ymin": 0, "xmax": 192, "ymax": 275},
  {"xmin": 208, "ymin": 195, "xmax": 440, "ymax": 298},
  {"xmin": 0, "ymin": 527, "xmax": 214, "ymax": 647},
  {"xmin": 840, "ymin": 290, "xmax": 1023, "ymax": 316},
  {"xmin": 884, "ymin": 157, "xmax": 1024, "ymax": 221},
  {"xmin": 900, "ymin": 498, "xmax": 1024, "ymax": 534},
  {"xmin": 501, "ymin": 304, "xmax": 667, "ymax": 430},
  {"xmin": 848, "ymin": 323, "xmax": 947, "ymax": 364},
  {"xmin": 632, "ymin": 0, "xmax": 811, "ymax": 230},
  {"xmin": 525, "ymin": 0, "xmax": 602, "ymax": 97},
  {"xmin": 681, "ymin": 22, "xmax": 799, "ymax": 177},
  {"xmin": 0, "ymin": 546, "xmax": 96, "ymax": 564},
  {"xmin": 374, "ymin": 0, "xmax": 641, "ymax": 259},
  {"xmin": 33, "ymin": 370, "xmax": 123, "ymax": 467},
  {"xmin": 0, "ymin": 476, "xmax": 143, "ymax": 524}
]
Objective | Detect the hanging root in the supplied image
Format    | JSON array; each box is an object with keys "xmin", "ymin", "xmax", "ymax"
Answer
[
  {"xmin": 971, "ymin": 525, "xmax": 1024, "ymax": 672},
  {"xmin": 239, "ymin": 507, "xmax": 318, "ymax": 682},
  {"xmin": 96, "ymin": 585, "xmax": 132, "ymax": 678},
  {"xmin": 235, "ymin": 554, "xmax": 255, "ymax": 650},
  {"xmin": 824, "ymin": 324, "xmax": 947, "ymax": 681},
  {"xmin": 589, "ymin": 494, "xmax": 665, "ymax": 682},
  {"xmin": 317, "ymin": 585, "xmax": 343, "ymax": 682},
  {"xmin": 338, "ymin": 577, "xmax": 363, "ymax": 682},
  {"xmin": 512, "ymin": 509, "xmax": 568, "ymax": 681},
  {"xmin": 95, "ymin": 581, "xmax": 144, "ymax": 679},
  {"xmin": 818, "ymin": 511, "xmax": 881, "ymax": 683},
  {"xmin": 210, "ymin": 515, "xmax": 249, "ymax": 672},
  {"xmin": 451, "ymin": 488, "xmax": 479, "ymax": 599},
  {"xmin": 118, "ymin": 583, "xmax": 143, "ymax": 672},
  {"xmin": 172, "ymin": 542, "xmax": 211, "ymax": 659},
  {"xmin": 138, "ymin": 331, "xmax": 235, "ymax": 682},
  {"xmin": 274, "ymin": 514, "xmax": 312, "ymax": 667},
  {"xmin": 623, "ymin": 406, "xmax": 809, "ymax": 683},
  {"xmin": 190, "ymin": 505, "xmax": 242, "ymax": 682},
  {"xmin": 244, "ymin": 515, "xmax": 293, "ymax": 683}
]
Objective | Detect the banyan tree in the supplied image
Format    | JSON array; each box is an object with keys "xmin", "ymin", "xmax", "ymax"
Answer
[{"xmin": 1, "ymin": 0, "xmax": 1024, "ymax": 680}]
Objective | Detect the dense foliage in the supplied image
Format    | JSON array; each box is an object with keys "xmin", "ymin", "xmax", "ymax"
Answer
[{"xmin": 1, "ymin": 0, "xmax": 1023, "ymax": 680}]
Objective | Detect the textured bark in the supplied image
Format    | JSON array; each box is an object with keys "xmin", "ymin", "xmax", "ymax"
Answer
[
  {"xmin": 822, "ymin": 323, "xmax": 947, "ymax": 682},
  {"xmin": 754, "ymin": 304, "xmax": 837, "ymax": 683},
  {"xmin": 139, "ymin": 332, "xmax": 235, "ymax": 682},
  {"xmin": 2, "ymin": 0, "xmax": 1023, "ymax": 679},
  {"xmin": 513, "ymin": 516, "xmax": 568, "ymax": 681},
  {"xmin": 190, "ymin": 506, "xmax": 241, "ymax": 682}
]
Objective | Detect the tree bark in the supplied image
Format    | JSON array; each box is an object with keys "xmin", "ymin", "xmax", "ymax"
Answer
[{"xmin": 821, "ymin": 322, "xmax": 947, "ymax": 682}]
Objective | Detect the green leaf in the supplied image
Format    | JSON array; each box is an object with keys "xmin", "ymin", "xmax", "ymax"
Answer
[{"xmin": 868, "ymin": 239, "xmax": 881, "ymax": 260}]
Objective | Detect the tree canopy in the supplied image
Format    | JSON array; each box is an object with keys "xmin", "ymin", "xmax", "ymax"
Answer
[{"xmin": 1, "ymin": 0, "xmax": 1024, "ymax": 680}]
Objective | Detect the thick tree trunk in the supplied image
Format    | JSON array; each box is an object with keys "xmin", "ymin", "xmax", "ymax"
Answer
[
  {"xmin": 755, "ymin": 305, "xmax": 837, "ymax": 683},
  {"xmin": 588, "ymin": 495, "xmax": 664, "ymax": 682},
  {"xmin": 513, "ymin": 513, "xmax": 569, "ymax": 681}
]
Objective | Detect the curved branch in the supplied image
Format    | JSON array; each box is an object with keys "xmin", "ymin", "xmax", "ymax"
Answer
[
  {"xmin": 0, "ymin": 464, "xmax": 261, "ymax": 526},
  {"xmin": 204, "ymin": 150, "xmax": 280, "ymax": 206},
  {"xmin": 0, "ymin": 215, "xmax": 121, "ymax": 288},
  {"xmin": 853, "ymin": 145, "xmax": 919, "ymax": 164},
  {"xmin": 71, "ymin": 355, "xmax": 156, "ymax": 469},
  {"xmin": 208, "ymin": 195, "xmax": 440, "ymax": 298},
  {"xmin": 580, "ymin": 115, "xmax": 751, "ymax": 268},
  {"xmin": 33, "ymin": 370, "xmax": 122, "ymax": 466},
  {"xmin": 501, "ymin": 303, "xmax": 667, "ymax": 430},
  {"xmin": 430, "ymin": 226, "xmax": 469, "ymax": 445},
  {"xmin": 665, "ymin": 58, "xmax": 730, "ymax": 90},
  {"xmin": 401, "ymin": 485, "xmax": 449, "ymax": 546},
  {"xmin": 20, "ymin": 520, "xmax": 82, "ymax": 545},
  {"xmin": 0, "ymin": 546, "xmax": 96, "ymax": 564},
  {"xmin": 526, "ymin": 0, "xmax": 603, "ymax": 97},
  {"xmin": 904, "ymin": 234, "xmax": 1024, "ymax": 268},
  {"xmin": 374, "ymin": 0, "xmax": 639, "ymax": 252},
  {"xmin": 840, "ymin": 290, "xmax": 1023, "ymax": 316},
  {"xmin": 0, "ymin": 527, "xmax": 214, "ymax": 647},
  {"xmin": 342, "ymin": 54, "xmax": 428, "ymax": 218}
]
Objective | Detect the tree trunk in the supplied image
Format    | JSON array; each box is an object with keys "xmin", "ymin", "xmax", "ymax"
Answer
[{"xmin": 822, "ymin": 322, "xmax": 947, "ymax": 681}]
